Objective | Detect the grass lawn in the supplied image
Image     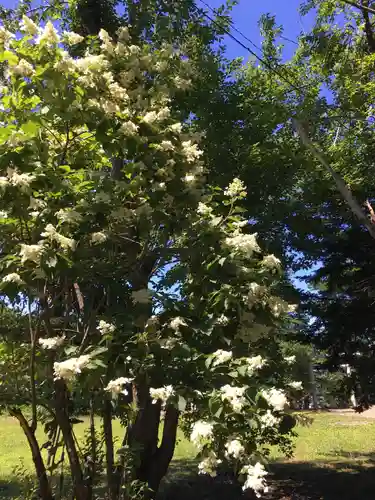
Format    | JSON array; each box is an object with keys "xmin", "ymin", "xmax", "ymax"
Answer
[{"xmin": 1, "ymin": 411, "xmax": 375, "ymax": 499}]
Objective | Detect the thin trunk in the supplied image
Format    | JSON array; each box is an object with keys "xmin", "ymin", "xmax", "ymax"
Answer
[
  {"xmin": 9, "ymin": 407, "xmax": 54, "ymax": 500},
  {"xmin": 54, "ymin": 379, "xmax": 89, "ymax": 500},
  {"xmin": 147, "ymin": 405, "xmax": 179, "ymax": 495},
  {"xmin": 103, "ymin": 398, "xmax": 117, "ymax": 500}
]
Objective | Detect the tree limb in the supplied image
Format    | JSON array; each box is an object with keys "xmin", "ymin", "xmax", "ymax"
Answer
[
  {"xmin": 293, "ymin": 118, "xmax": 375, "ymax": 240},
  {"xmin": 342, "ymin": 0, "xmax": 375, "ymax": 15}
]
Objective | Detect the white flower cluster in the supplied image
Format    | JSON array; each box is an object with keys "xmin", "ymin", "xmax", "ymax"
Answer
[
  {"xmin": 289, "ymin": 381, "xmax": 303, "ymax": 390},
  {"xmin": 36, "ymin": 21, "xmax": 60, "ymax": 46},
  {"xmin": 225, "ymin": 439, "xmax": 245, "ymax": 459},
  {"xmin": 105, "ymin": 377, "xmax": 133, "ymax": 395},
  {"xmin": 39, "ymin": 336, "xmax": 65, "ymax": 350},
  {"xmin": 197, "ymin": 202, "xmax": 213, "ymax": 216},
  {"xmin": 241, "ymin": 462, "xmax": 268, "ymax": 497},
  {"xmin": 215, "ymin": 314, "xmax": 229, "ymax": 326},
  {"xmin": 170, "ymin": 317, "xmax": 187, "ymax": 330},
  {"xmin": 54, "ymin": 355, "xmax": 91, "ymax": 381},
  {"xmin": 9, "ymin": 59, "xmax": 34, "ymax": 77},
  {"xmin": 261, "ymin": 388, "xmax": 287, "ymax": 411},
  {"xmin": 149, "ymin": 385, "xmax": 174, "ymax": 404},
  {"xmin": 181, "ymin": 140, "xmax": 203, "ymax": 163},
  {"xmin": 261, "ymin": 254, "xmax": 281, "ymax": 270},
  {"xmin": 98, "ymin": 320, "xmax": 116, "ymax": 335},
  {"xmin": 63, "ymin": 31, "xmax": 84, "ymax": 45},
  {"xmin": 225, "ymin": 232, "xmax": 261, "ymax": 255},
  {"xmin": 285, "ymin": 355, "xmax": 296, "ymax": 365},
  {"xmin": 198, "ymin": 453, "xmax": 222, "ymax": 477},
  {"xmin": 190, "ymin": 420, "xmax": 214, "ymax": 449},
  {"xmin": 19, "ymin": 243, "xmax": 44, "ymax": 264},
  {"xmin": 220, "ymin": 384, "xmax": 247, "ymax": 412},
  {"xmin": 56, "ymin": 208, "xmax": 82, "ymax": 224},
  {"xmin": 41, "ymin": 224, "xmax": 76, "ymax": 250},
  {"xmin": 90, "ymin": 231, "xmax": 107, "ymax": 244},
  {"xmin": 224, "ymin": 178, "xmax": 247, "ymax": 198},
  {"xmin": 246, "ymin": 355, "xmax": 266, "ymax": 374},
  {"xmin": 2, "ymin": 273, "xmax": 23, "ymax": 285},
  {"xmin": 259, "ymin": 409, "xmax": 280, "ymax": 429},
  {"xmin": 6, "ymin": 169, "xmax": 36, "ymax": 190},
  {"xmin": 211, "ymin": 349, "xmax": 232, "ymax": 367}
]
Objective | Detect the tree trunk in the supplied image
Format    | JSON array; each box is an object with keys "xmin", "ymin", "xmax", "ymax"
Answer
[
  {"xmin": 9, "ymin": 407, "xmax": 54, "ymax": 500},
  {"xmin": 54, "ymin": 379, "xmax": 90, "ymax": 500},
  {"xmin": 147, "ymin": 405, "xmax": 179, "ymax": 495},
  {"xmin": 103, "ymin": 398, "xmax": 117, "ymax": 500}
]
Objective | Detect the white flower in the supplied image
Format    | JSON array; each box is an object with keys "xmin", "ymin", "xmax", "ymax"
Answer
[
  {"xmin": 262, "ymin": 254, "xmax": 282, "ymax": 270},
  {"xmin": 98, "ymin": 320, "xmax": 116, "ymax": 335},
  {"xmin": 2, "ymin": 273, "xmax": 23, "ymax": 285},
  {"xmin": 197, "ymin": 202, "xmax": 212, "ymax": 216},
  {"xmin": 224, "ymin": 178, "xmax": 247, "ymax": 198},
  {"xmin": 285, "ymin": 355, "xmax": 296, "ymax": 365},
  {"xmin": 29, "ymin": 197, "xmax": 46, "ymax": 210},
  {"xmin": 53, "ymin": 355, "xmax": 91, "ymax": 381},
  {"xmin": 184, "ymin": 173, "xmax": 195, "ymax": 183},
  {"xmin": 211, "ymin": 349, "xmax": 232, "ymax": 367},
  {"xmin": 157, "ymin": 140, "xmax": 174, "ymax": 151},
  {"xmin": 241, "ymin": 462, "xmax": 268, "ymax": 497},
  {"xmin": 8, "ymin": 169, "xmax": 35, "ymax": 188},
  {"xmin": 159, "ymin": 338, "xmax": 177, "ymax": 350},
  {"xmin": 20, "ymin": 16, "xmax": 39, "ymax": 35},
  {"xmin": 289, "ymin": 381, "xmax": 303, "ymax": 390},
  {"xmin": 248, "ymin": 282, "xmax": 265, "ymax": 296},
  {"xmin": 0, "ymin": 210, "xmax": 7, "ymax": 218},
  {"xmin": 75, "ymin": 54, "xmax": 109, "ymax": 73},
  {"xmin": 149, "ymin": 385, "xmax": 174, "ymax": 404},
  {"xmin": 142, "ymin": 111, "xmax": 158, "ymax": 124},
  {"xmin": 117, "ymin": 26, "xmax": 130, "ymax": 41},
  {"xmin": 198, "ymin": 453, "xmax": 222, "ymax": 477},
  {"xmin": 174, "ymin": 76, "xmax": 191, "ymax": 89},
  {"xmin": 261, "ymin": 388, "xmax": 287, "ymax": 411},
  {"xmin": 215, "ymin": 314, "xmax": 229, "ymax": 326},
  {"xmin": 225, "ymin": 439, "xmax": 244, "ymax": 459},
  {"xmin": 191, "ymin": 421, "xmax": 214, "ymax": 448},
  {"xmin": 120, "ymin": 121, "xmax": 139, "ymax": 136},
  {"xmin": 259, "ymin": 410, "xmax": 280, "ymax": 429},
  {"xmin": 39, "ymin": 336, "xmax": 65, "ymax": 350},
  {"xmin": 246, "ymin": 355, "xmax": 266, "ymax": 374},
  {"xmin": 105, "ymin": 377, "xmax": 133, "ymax": 395},
  {"xmin": 131, "ymin": 288, "xmax": 151, "ymax": 304},
  {"xmin": 169, "ymin": 122, "xmax": 182, "ymax": 133},
  {"xmin": 170, "ymin": 317, "xmax": 187, "ymax": 330},
  {"xmin": 0, "ymin": 177, "xmax": 8, "ymax": 188},
  {"xmin": 36, "ymin": 21, "xmax": 60, "ymax": 46},
  {"xmin": 91, "ymin": 232, "xmax": 107, "ymax": 244},
  {"xmin": 63, "ymin": 31, "xmax": 84, "ymax": 45},
  {"xmin": 145, "ymin": 315, "xmax": 159, "ymax": 330},
  {"xmin": 108, "ymin": 82, "xmax": 128, "ymax": 101},
  {"xmin": 41, "ymin": 224, "xmax": 76, "ymax": 250},
  {"xmin": 20, "ymin": 243, "xmax": 44, "ymax": 264},
  {"xmin": 46, "ymin": 256, "xmax": 57, "ymax": 268},
  {"xmin": 268, "ymin": 296, "xmax": 289, "ymax": 317},
  {"xmin": 181, "ymin": 141, "xmax": 203, "ymax": 162},
  {"xmin": 56, "ymin": 208, "xmax": 82, "ymax": 224},
  {"xmin": 225, "ymin": 233, "xmax": 261, "ymax": 255},
  {"xmin": 220, "ymin": 385, "xmax": 247, "ymax": 412},
  {"xmin": 0, "ymin": 27, "xmax": 14, "ymax": 47}
]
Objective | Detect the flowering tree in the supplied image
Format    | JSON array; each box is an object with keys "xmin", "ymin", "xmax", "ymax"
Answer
[{"xmin": 0, "ymin": 15, "xmax": 300, "ymax": 500}]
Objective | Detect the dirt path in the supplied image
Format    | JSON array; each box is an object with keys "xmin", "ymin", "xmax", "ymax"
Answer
[{"xmin": 329, "ymin": 407, "xmax": 375, "ymax": 418}]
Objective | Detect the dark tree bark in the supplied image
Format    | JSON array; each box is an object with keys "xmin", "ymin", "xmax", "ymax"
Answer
[
  {"xmin": 54, "ymin": 379, "xmax": 90, "ymax": 500},
  {"xmin": 9, "ymin": 407, "xmax": 54, "ymax": 500}
]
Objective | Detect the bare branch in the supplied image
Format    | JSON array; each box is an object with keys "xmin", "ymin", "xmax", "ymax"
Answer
[
  {"xmin": 342, "ymin": 0, "xmax": 375, "ymax": 15},
  {"xmin": 293, "ymin": 119, "xmax": 375, "ymax": 240}
]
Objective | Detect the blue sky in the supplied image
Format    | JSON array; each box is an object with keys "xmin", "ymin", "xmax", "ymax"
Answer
[{"xmin": 200, "ymin": 0, "xmax": 315, "ymax": 62}]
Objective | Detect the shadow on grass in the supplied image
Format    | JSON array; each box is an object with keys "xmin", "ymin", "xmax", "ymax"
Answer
[
  {"xmin": 0, "ymin": 478, "xmax": 25, "ymax": 499},
  {"xmin": 2, "ymin": 457, "xmax": 375, "ymax": 499},
  {"xmin": 159, "ymin": 457, "xmax": 375, "ymax": 500}
]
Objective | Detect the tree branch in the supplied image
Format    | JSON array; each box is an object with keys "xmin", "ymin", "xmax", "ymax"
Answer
[
  {"xmin": 342, "ymin": 0, "xmax": 375, "ymax": 15},
  {"xmin": 293, "ymin": 119, "xmax": 375, "ymax": 240}
]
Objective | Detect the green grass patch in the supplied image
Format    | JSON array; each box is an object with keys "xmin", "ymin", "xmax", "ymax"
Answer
[{"xmin": 1, "ymin": 411, "xmax": 375, "ymax": 499}]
